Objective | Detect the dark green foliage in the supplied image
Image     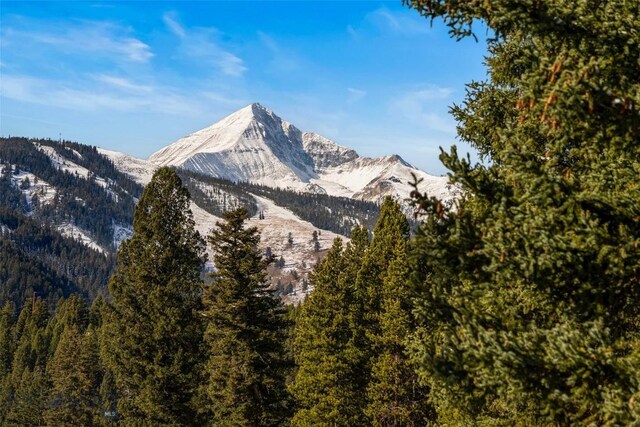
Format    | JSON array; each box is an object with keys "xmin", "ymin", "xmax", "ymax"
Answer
[
  {"xmin": 102, "ymin": 167, "xmax": 205, "ymax": 425},
  {"xmin": 291, "ymin": 199, "xmax": 431, "ymax": 425},
  {"xmin": 201, "ymin": 208, "xmax": 291, "ymax": 426},
  {"xmin": 358, "ymin": 200, "xmax": 431, "ymax": 426},
  {"xmin": 290, "ymin": 228, "xmax": 369, "ymax": 426},
  {"xmin": 44, "ymin": 324, "xmax": 101, "ymax": 426},
  {"xmin": 405, "ymin": 0, "xmax": 640, "ymax": 424},
  {"xmin": 2, "ymin": 299, "xmax": 51, "ymax": 425},
  {"xmin": 0, "ymin": 296, "xmax": 114, "ymax": 426},
  {"xmin": 0, "ymin": 208, "xmax": 115, "ymax": 308}
]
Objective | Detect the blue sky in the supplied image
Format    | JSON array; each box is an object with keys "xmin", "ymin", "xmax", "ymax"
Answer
[{"xmin": 0, "ymin": 1, "xmax": 488, "ymax": 174}]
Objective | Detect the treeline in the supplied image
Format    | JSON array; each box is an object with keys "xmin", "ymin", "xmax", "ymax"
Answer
[
  {"xmin": 176, "ymin": 169, "xmax": 259, "ymax": 217},
  {"xmin": 0, "ymin": 137, "xmax": 140, "ymax": 249},
  {"xmin": 39, "ymin": 139, "xmax": 144, "ymax": 200},
  {"xmin": 240, "ymin": 182, "xmax": 380, "ymax": 236},
  {"xmin": 0, "ymin": 167, "xmax": 292, "ymax": 425},
  {"xmin": 0, "ymin": 208, "xmax": 115, "ymax": 309},
  {"xmin": 176, "ymin": 168, "xmax": 381, "ymax": 236}
]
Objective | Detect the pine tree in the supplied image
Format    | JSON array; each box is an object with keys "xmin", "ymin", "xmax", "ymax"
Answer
[
  {"xmin": 44, "ymin": 324, "xmax": 100, "ymax": 426},
  {"xmin": 0, "ymin": 304, "xmax": 13, "ymax": 379},
  {"xmin": 5, "ymin": 299, "xmax": 51, "ymax": 426},
  {"xmin": 0, "ymin": 303, "xmax": 14, "ymax": 425},
  {"xmin": 201, "ymin": 207, "xmax": 290, "ymax": 426},
  {"xmin": 101, "ymin": 167, "xmax": 205, "ymax": 425},
  {"xmin": 365, "ymin": 240, "xmax": 431, "ymax": 426},
  {"xmin": 405, "ymin": 1, "xmax": 640, "ymax": 424},
  {"xmin": 290, "ymin": 226, "xmax": 369, "ymax": 426}
]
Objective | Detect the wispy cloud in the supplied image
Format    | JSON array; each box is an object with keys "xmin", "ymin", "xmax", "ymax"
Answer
[
  {"xmin": 349, "ymin": 7, "xmax": 431, "ymax": 38},
  {"xmin": 258, "ymin": 31, "xmax": 302, "ymax": 74},
  {"xmin": 163, "ymin": 11, "xmax": 186, "ymax": 38},
  {"xmin": 93, "ymin": 74, "xmax": 154, "ymax": 94},
  {"xmin": 163, "ymin": 11, "xmax": 247, "ymax": 77},
  {"xmin": 347, "ymin": 87, "xmax": 367, "ymax": 103},
  {"xmin": 2, "ymin": 19, "xmax": 153, "ymax": 63},
  {"xmin": 1, "ymin": 74, "xmax": 198, "ymax": 115},
  {"xmin": 389, "ymin": 85, "xmax": 456, "ymax": 133}
]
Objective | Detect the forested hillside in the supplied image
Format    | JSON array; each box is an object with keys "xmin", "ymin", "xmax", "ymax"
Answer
[
  {"xmin": 177, "ymin": 169, "xmax": 381, "ymax": 236},
  {"xmin": 0, "ymin": 137, "xmax": 142, "ymax": 249},
  {"xmin": 0, "ymin": 208, "xmax": 114, "ymax": 310},
  {"xmin": 0, "ymin": 138, "xmax": 139, "ymax": 309}
]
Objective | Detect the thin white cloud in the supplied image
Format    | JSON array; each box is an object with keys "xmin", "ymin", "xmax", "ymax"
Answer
[
  {"xmin": 350, "ymin": 7, "xmax": 431, "ymax": 37},
  {"xmin": 163, "ymin": 12, "xmax": 186, "ymax": 39},
  {"xmin": 164, "ymin": 12, "xmax": 247, "ymax": 77},
  {"xmin": 347, "ymin": 87, "xmax": 367, "ymax": 103},
  {"xmin": 390, "ymin": 85, "xmax": 456, "ymax": 133},
  {"xmin": 1, "ymin": 74, "xmax": 198, "ymax": 115},
  {"xmin": 2, "ymin": 19, "xmax": 153, "ymax": 63},
  {"xmin": 93, "ymin": 74, "xmax": 154, "ymax": 93},
  {"xmin": 257, "ymin": 31, "xmax": 301, "ymax": 73}
]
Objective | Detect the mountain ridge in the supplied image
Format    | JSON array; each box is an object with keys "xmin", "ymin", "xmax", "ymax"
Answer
[{"xmin": 149, "ymin": 103, "xmax": 456, "ymax": 205}]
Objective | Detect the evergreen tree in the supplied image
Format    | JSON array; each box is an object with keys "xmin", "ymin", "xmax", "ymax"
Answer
[
  {"xmin": 0, "ymin": 304, "xmax": 14, "ymax": 425},
  {"xmin": 405, "ymin": 1, "xmax": 640, "ymax": 424},
  {"xmin": 0, "ymin": 304, "xmax": 13, "ymax": 379},
  {"xmin": 101, "ymin": 167, "xmax": 205, "ymax": 425},
  {"xmin": 201, "ymin": 207, "xmax": 290, "ymax": 426},
  {"xmin": 290, "ymin": 226, "xmax": 369, "ymax": 426},
  {"xmin": 45, "ymin": 324, "xmax": 100, "ymax": 426},
  {"xmin": 365, "ymin": 240, "xmax": 431, "ymax": 426},
  {"xmin": 5, "ymin": 299, "xmax": 51, "ymax": 426}
]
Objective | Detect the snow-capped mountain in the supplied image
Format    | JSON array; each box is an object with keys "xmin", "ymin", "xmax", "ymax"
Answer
[{"xmin": 149, "ymin": 103, "xmax": 455, "ymax": 205}]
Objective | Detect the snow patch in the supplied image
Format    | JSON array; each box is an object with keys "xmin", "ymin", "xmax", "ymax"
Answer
[
  {"xmin": 57, "ymin": 222, "xmax": 106, "ymax": 254},
  {"xmin": 98, "ymin": 148, "xmax": 157, "ymax": 185}
]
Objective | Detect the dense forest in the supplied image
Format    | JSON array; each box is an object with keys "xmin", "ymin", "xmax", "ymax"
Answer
[
  {"xmin": 1, "ymin": 0, "xmax": 639, "ymax": 425},
  {"xmin": 0, "ymin": 139, "xmax": 137, "ymax": 309},
  {"xmin": 0, "ymin": 208, "xmax": 114, "ymax": 309}
]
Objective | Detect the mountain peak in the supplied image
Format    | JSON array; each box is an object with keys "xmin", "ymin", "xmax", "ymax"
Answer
[{"xmin": 148, "ymin": 104, "xmax": 452, "ymax": 206}]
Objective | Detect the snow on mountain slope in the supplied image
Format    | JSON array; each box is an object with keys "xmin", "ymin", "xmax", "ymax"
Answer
[
  {"xmin": 57, "ymin": 222, "xmax": 106, "ymax": 254},
  {"xmin": 149, "ymin": 103, "xmax": 456, "ymax": 205},
  {"xmin": 9, "ymin": 168, "xmax": 57, "ymax": 209},
  {"xmin": 149, "ymin": 104, "xmax": 316, "ymax": 188},
  {"xmin": 98, "ymin": 148, "xmax": 157, "ymax": 185},
  {"xmin": 36, "ymin": 143, "xmax": 110, "ymax": 189}
]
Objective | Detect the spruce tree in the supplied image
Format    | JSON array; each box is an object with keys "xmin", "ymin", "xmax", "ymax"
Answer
[
  {"xmin": 405, "ymin": 1, "xmax": 640, "ymax": 424},
  {"xmin": 365, "ymin": 239, "xmax": 432, "ymax": 426},
  {"xmin": 101, "ymin": 167, "xmax": 205, "ymax": 425},
  {"xmin": 45, "ymin": 324, "xmax": 100, "ymax": 426},
  {"xmin": 201, "ymin": 207, "xmax": 290, "ymax": 426},
  {"xmin": 5, "ymin": 299, "xmax": 51, "ymax": 426},
  {"xmin": 0, "ymin": 304, "xmax": 13, "ymax": 379},
  {"xmin": 290, "ymin": 227, "xmax": 369, "ymax": 426},
  {"xmin": 0, "ymin": 304, "xmax": 14, "ymax": 425}
]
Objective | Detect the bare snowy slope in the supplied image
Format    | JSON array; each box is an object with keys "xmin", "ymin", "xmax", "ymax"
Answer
[{"xmin": 149, "ymin": 103, "xmax": 456, "ymax": 205}]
